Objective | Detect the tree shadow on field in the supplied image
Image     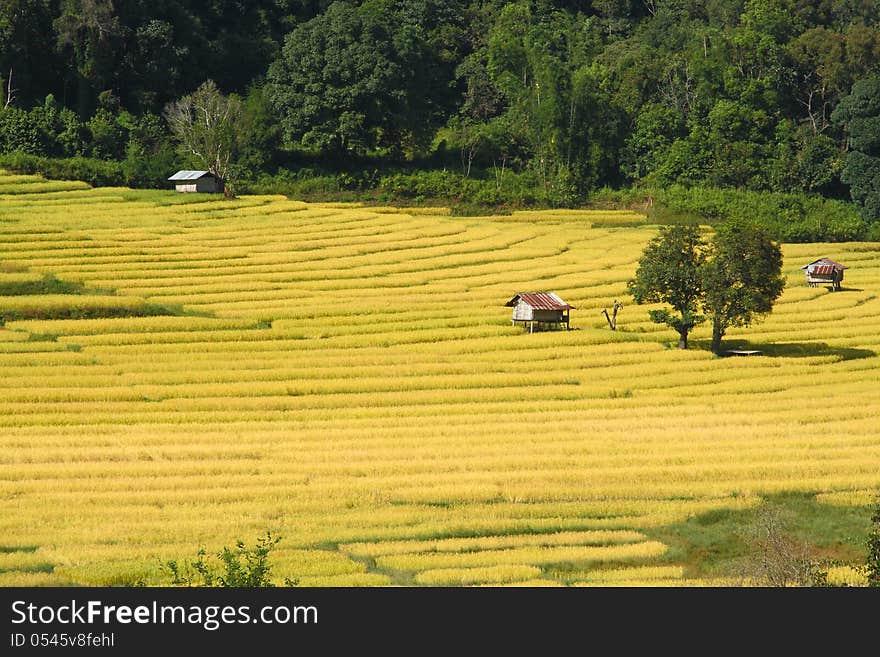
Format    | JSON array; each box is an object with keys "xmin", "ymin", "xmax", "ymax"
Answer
[
  {"xmin": 703, "ymin": 339, "xmax": 876, "ymax": 362},
  {"xmin": 645, "ymin": 492, "xmax": 873, "ymax": 581}
]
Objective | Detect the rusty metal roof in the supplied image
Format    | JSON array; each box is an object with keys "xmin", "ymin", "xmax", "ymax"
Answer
[
  {"xmin": 809, "ymin": 264, "xmax": 838, "ymax": 276},
  {"xmin": 505, "ymin": 292, "xmax": 574, "ymax": 310},
  {"xmin": 801, "ymin": 258, "xmax": 847, "ymax": 271}
]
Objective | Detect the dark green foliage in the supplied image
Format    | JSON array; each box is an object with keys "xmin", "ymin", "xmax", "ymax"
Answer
[
  {"xmin": 0, "ymin": 273, "xmax": 86, "ymax": 296},
  {"xmin": 246, "ymin": 165, "xmax": 550, "ymax": 210},
  {"xmin": 0, "ymin": 302, "xmax": 175, "ymax": 323},
  {"xmin": 833, "ymin": 74, "xmax": 880, "ymax": 224},
  {"xmin": 628, "ymin": 225, "xmax": 706, "ymax": 349},
  {"xmin": 164, "ymin": 532, "xmax": 297, "ymax": 587},
  {"xmin": 266, "ymin": 0, "xmax": 460, "ymax": 157},
  {"xmin": 629, "ymin": 221, "xmax": 784, "ymax": 352},
  {"xmin": 703, "ymin": 222, "xmax": 784, "ymax": 354},
  {"xmin": 0, "ymin": 152, "xmax": 125, "ymax": 186},
  {"xmin": 646, "ymin": 185, "xmax": 867, "ymax": 242},
  {"xmin": 868, "ymin": 496, "xmax": 880, "ymax": 587},
  {"xmin": 2, "ymin": 0, "xmax": 880, "ymax": 224}
]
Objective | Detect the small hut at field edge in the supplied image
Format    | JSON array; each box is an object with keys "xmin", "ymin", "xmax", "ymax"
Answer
[
  {"xmin": 801, "ymin": 257, "xmax": 847, "ymax": 291},
  {"xmin": 168, "ymin": 170, "xmax": 221, "ymax": 193},
  {"xmin": 506, "ymin": 292, "xmax": 574, "ymax": 332}
]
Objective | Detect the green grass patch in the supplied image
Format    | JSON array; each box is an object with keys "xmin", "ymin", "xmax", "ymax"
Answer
[
  {"xmin": 646, "ymin": 492, "xmax": 874, "ymax": 579},
  {"xmin": 0, "ymin": 545, "xmax": 39, "ymax": 553},
  {"xmin": 0, "ymin": 273, "xmax": 90, "ymax": 296},
  {"xmin": 0, "ymin": 295, "xmax": 178, "ymax": 321}
]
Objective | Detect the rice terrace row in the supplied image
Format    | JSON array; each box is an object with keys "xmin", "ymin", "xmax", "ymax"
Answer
[{"xmin": 0, "ymin": 170, "xmax": 878, "ymax": 587}]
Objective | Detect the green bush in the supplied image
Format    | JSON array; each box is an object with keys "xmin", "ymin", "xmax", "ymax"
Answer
[
  {"xmin": 0, "ymin": 108, "xmax": 43, "ymax": 154},
  {"xmin": 0, "ymin": 273, "xmax": 86, "ymax": 296},
  {"xmin": 645, "ymin": 185, "xmax": 868, "ymax": 243},
  {"xmin": 164, "ymin": 532, "xmax": 296, "ymax": 587},
  {"xmin": 0, "ymin": 152, "xmax": 125, "ymax": 187},
  {"xmin": 868, "ymin": 496, "xmax": 880, "ymax": 587}
]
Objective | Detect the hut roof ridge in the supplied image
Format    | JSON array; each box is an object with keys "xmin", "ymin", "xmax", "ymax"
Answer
[
  {"xmin": 168, "ymin": 170, "xmax": 213, "ymax": 181},
  {"xmin": 801, "ymin": 257, "xmax": 847, "ymax": 271},
  {"xmin": 505, "ymin": 292, "xmax": 574, "ymax": 310}
]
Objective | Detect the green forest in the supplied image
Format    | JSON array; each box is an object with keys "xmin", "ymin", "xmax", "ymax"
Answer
[{"xmin": 3, "ymin": 0, "xmax": 880, "ymax": 239}]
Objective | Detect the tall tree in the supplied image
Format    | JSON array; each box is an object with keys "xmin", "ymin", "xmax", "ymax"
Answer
[
  {"xmin": 266, "ymin": 0, "xmax": 455, "ymax": 157},
  {"xmin": 164, "ymin": 80, "xmax": 244, "ymax": 196},
  {"xmin": 54, "ymin": 0, "xmax": 123, "ymax": 116},
  {"xmin": 0, "ymin": 0, "xmax": 61, "ymax": 108},
  {"xmin": 627, "ymin": 224, "xmax": 706, "ymax": 349},
  {"xmin": 832, "ymin": 73, "xmax": 880, "ymax": 224},
  {"xmin": 702, "ymin": 222, "xmax": 784, "ymax": 354}
]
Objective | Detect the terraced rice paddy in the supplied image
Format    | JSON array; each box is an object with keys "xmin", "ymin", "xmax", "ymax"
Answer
[{"xmin": 0, "ymin": 170, "xmax": 878, "ymax": 587}]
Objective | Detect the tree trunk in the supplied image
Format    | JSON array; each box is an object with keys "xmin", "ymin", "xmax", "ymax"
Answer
[
  {"xmin": 678, "ymin": 329, "xmax": 688, "ymax": 350},
  {"xmin": 603, "ymin": 301, "xmax": 622, "ymax": 330},
  {"xmin": 711, "ymin": 319, "xmax": 724, "ymax": 354}
]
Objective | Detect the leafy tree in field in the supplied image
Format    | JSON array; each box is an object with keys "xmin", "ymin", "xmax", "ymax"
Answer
[
  {"xmin": 164, "ymin": 80, "xmax": 244, "ymax": 196},
  {"xmin": 702, "ymin": 222, "xmax": 784, "ymax": 354},
  {"xmin": 630, "ymin": 222, "xmax": 784, "ymax": 353},
  {"xmin": 833, "ymin": 73, "xmax": 880, "ymax": 223},
  {"xmin": 627, "ymin": 224, "xmax": 706, "ymax": 350}
]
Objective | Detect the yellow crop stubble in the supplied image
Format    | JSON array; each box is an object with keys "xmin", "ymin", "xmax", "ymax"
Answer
[{"xmin": 1, "ymin": 171, "xmax": 879, "ymax": 585}]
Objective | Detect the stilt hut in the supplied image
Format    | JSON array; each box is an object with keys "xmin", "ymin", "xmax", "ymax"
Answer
[
  {"xmin": 506, "ymin": 292, "xmax": 573, "ymax": 332},
  {"xmin": 801, "ymin": 258, "xmax": 847, "ymax": 291},
  {"xmin": 168, "ymin": 170, "xmax": 222, "ymax": 193}
]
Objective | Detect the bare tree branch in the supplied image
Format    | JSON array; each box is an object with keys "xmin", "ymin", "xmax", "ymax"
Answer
[
  {"xmin": 164, "ymin": 80, "xmax": 244, "ymax": 197},
  {"xmin": 4, "ymin": 67, "xmax": 16, "ymax": 109}
]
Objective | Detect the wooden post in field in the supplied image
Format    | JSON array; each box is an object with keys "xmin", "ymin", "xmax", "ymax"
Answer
[{"xmin": 602, "ymin": 300, "xmax": 623, "ymax": 330}]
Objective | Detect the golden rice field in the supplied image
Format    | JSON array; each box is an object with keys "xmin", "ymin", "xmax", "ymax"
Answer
[{"xmin": 0, "ymin": 169, "xmax": 878, "ymax": 587}]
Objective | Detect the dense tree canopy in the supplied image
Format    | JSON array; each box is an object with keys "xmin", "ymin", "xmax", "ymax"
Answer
[
  {"xmin": 703, "ymin": 222, "xmax": 785, "ymax": 353},
  {"xmin": 629, "ymin": 221, "xmax": 784, "ymax": 353},
  {"xmin": 1, "ymin": 0, "xmax": 880, "ymax": 211},
  {"xmin": 266, "ymin": 0, "xmax": 461, "ymax": 157},
  {"xmin": 833, "ymin": 73, "xmax": 880, "ymax": 222},
  {"xmin": 628, "ymin": 224, "xmax": 706, "ymax": 349}
]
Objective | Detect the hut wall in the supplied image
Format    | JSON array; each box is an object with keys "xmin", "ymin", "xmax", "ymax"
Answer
[
  {"xmin": 532, "ymin": 309, "xmax": 565, "ymax": 323},
  {"xmin": 512, "ymin": 301, "xmax": 534, "ymax": 321},
  {"xmin": 175, "ymin": 178, "xmax": 220, "ymax": 193},
  {"xmin": 196, "ymin": 177, "xmax": 220, "ymax": 193}
]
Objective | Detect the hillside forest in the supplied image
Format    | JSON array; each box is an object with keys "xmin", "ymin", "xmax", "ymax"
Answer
[{"xmin": 3, "ymin": 1, "xmax": 880, "ymax": 238}]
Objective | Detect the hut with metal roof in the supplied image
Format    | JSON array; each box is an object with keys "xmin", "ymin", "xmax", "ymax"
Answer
[
  {"xmin": 506, "ymin": 292, "xmax": 574, "ymax": 332},
  {"xmin": 801, "ymin": 258, "xmax": 847, "ymax": 291},
  {"xmin": 168, "ymin": 170, "xmax": 221, "ymax": 193}
]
